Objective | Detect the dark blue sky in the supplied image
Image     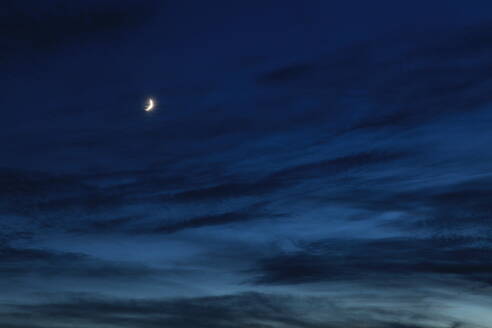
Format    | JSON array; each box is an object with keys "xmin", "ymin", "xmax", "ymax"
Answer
[{"xmin": 2, "ymin": 1, "xmax": 492, "ymax": 327}]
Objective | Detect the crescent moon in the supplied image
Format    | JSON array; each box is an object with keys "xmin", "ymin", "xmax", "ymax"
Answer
[{"xmin": 144, "ymin": 98, "xmax": 155, "ymax": 112}]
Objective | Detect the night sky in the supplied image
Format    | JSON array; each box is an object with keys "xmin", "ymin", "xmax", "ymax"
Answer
[{"xmin": 2, "ymin": 1, "xmax": 492, "ymax": 327}]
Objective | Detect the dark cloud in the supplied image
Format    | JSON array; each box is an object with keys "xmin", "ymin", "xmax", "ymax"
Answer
[
  {"xmin": 257, "ymin": 63, "xmax": 315, "ymax": 84},
  {"xmin": 266, "ymin": 151, "xmax": 409, "ymax": 182},
  {"xmin": 251, "ymin": 237, "xmax": 492, "ymax": 285},
  {"xmin": 0, "ymin": 168, "xmax": 128, "ymax": 221},
  {"xmin": 365, "ymin": 27, "xmax": 492, "ymax": 125},
  {"xmin": 0, "ymin": 293, "xmax": 298, "ymax": 328},
  {"xmin": 0, "ymin": 168, "xmax": 86, "ymax": 198},
  {"xmin": 253, "ymin": 23, "xmax": 492, "ymax": 137},
  {"xmin": 407, "ymin": 23, "xmax": 492, "ymax": 61},
  {"xmin": 337, "ymin": 176, "xmax": 492, "ymax": 233},
  {"xmin": 151, "ymin": 209, "xmax": 261, "ymax": 234},
  {"xmin": 0, "ymin": 0, "xmax": 162, "ymax": 59},
  {"xmin": 348, "ymin": 110, "xmax": 426, "ymax": 132},
  {"xmin": 70, "ymin": 215, "xmax": 143, "ymax": 234},
  {"xmin": 0, "ymin": 149, "xmax": 409, "ymax": 238},
  {"xmin": 0, "ymin": 246, "xmax": 159, "ymax": 281},
  {"xmin": 0, "ymin": 292, "xmax": 457, "ymax": 328},
  {"xmin": 171, "ymin": 151, "xmax": 410, "ymax": 203},
  {"xmin": 369, "ymin": 64, "xmax": 492, "ymax": 117}
]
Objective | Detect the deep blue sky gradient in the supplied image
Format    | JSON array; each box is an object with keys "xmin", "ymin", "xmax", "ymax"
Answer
[{"xmin": 2, "ymin": 1, "xmax": 492, "ymax": 327}]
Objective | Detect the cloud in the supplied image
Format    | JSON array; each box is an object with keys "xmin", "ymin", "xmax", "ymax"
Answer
[
  {"xmin": 0, "ymin": 168, "xmax": 129, "ymax": 222},
  {"xmin": 250, "ymin": 237, "xmax": 492, "ymax": 286},
  {"xmin": 327, "ymin": 176, "xmax": 492, "ymax": 234},
  {"xmin": 148, "ymin": 205, "xmax": 270, "ymax": 234},
  {"xmin": 0, "ymin": 148, "xmax": 410, "ymax": 238},
  {"xmin": 1, "ymin": 0, "xmax": 162, "ymax": 58},
  {"xmin": 0, "ymin": 246, "xmax": 160, "ymax": 281},
  {"xmin": 2, "ymin": 14, "xmax": 492, "ymax": 328},
  {"xmin": 257, "ymin": 63, "xmax": 315, "ymax": 84},
  {"xmin": 170, "ymin": 150, "xmax": 410, "ymax": 203},
  {"xmin": 0, "ymin": 292, "xmax": 465, "ymax": 328},
  {"xmin": 253, "ymin": 23, "xmax": 492, "ymax": 138}
]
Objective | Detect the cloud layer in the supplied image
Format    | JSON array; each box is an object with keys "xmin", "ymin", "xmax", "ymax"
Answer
[{"xmin": 2, "ymin": 2, "xmax": 492, "ymax": 327}]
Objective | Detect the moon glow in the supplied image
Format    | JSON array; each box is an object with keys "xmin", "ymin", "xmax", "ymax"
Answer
[{"xmin": 144, "ymin": 98, "xmax": 155, "ymax": 112}]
